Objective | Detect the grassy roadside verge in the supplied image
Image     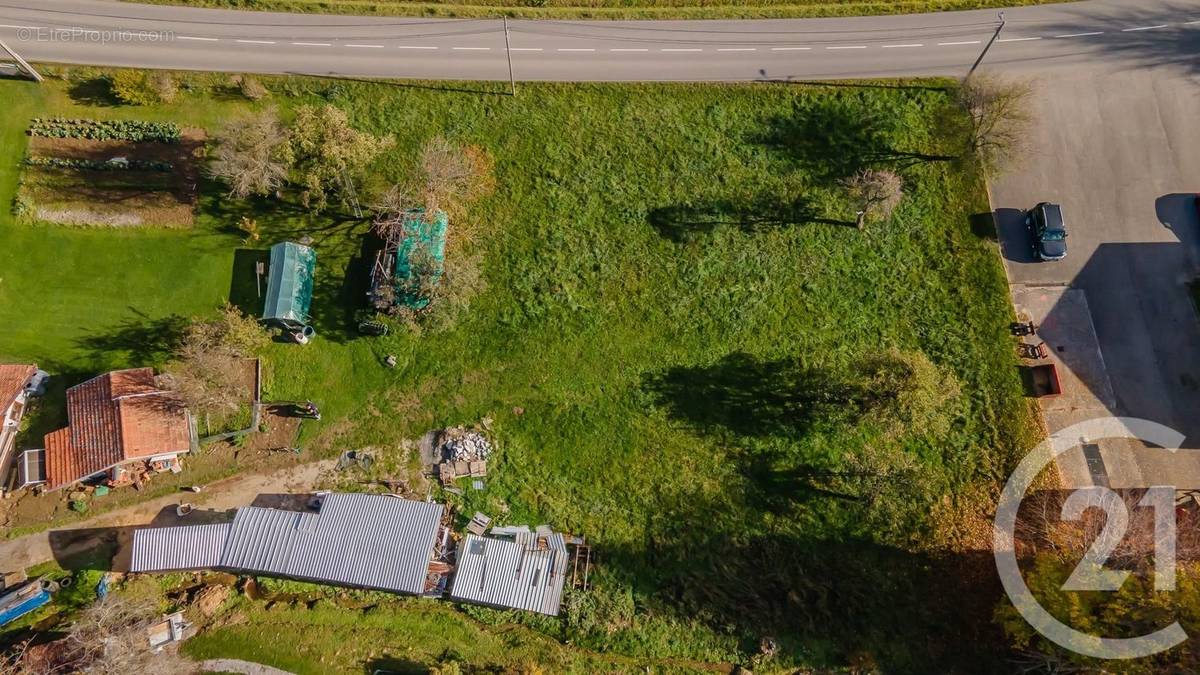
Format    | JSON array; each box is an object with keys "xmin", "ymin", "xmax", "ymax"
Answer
[{"xmin": 132, "ymin": 0, "xmax": 1072, "ymax": 20}]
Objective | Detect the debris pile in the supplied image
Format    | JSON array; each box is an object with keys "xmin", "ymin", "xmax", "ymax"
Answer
[
  {"xmin": 436, "ymin": 427, "xmax": 491, "ymax": 486},
  {"xmin": 441, "ymin": 429, "xmax": 492, "ymax": 462}
]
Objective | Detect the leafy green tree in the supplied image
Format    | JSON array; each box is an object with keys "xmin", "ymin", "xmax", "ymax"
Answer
[{"xmin": 286, "ymin": 104, "xmax": 393, "ymax": 211}]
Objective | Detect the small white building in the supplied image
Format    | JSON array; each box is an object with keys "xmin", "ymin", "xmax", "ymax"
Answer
[{"xmin": 0, "ymin": 364, "xmax": 44, "ymax": 495}]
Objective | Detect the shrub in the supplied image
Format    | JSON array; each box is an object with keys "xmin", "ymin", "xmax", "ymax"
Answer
[
  {"xmin": 109, "ymin": 70, "xmax": 178, "ymax": 105},
  {"xmin": 238, "ymin": 75, "xmax": 269, "ymax": 101}
]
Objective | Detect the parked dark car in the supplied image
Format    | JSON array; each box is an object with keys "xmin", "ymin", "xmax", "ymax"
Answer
[{"xmin": 1026, "ymin": 202, "xmax": 1068, "ymax": 261}]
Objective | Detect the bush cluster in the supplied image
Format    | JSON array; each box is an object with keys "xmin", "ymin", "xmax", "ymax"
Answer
[
  {"xmin": 28, "ymin": 117, "xmax": 181, "ymax": 143},
  {"xmin": 25, "ymin": 156, "xmax": 173, "ymax": 172}
]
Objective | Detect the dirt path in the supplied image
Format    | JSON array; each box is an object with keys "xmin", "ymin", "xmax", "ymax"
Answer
[
  {"xmin": 198, "ymin": 659, "xmax": 295, "ymax": 675},
  {"xmin": 0, "ymin": 459, "xmax": 334, "ymax": 573}
]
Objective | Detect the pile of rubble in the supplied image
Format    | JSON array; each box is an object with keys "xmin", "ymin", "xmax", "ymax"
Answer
[
  {"xmin": 442, "ymin": 429, "xmax": 492, "ymax": 462},
  {"xmin": 437, "ymin": 427, "xmax": 491, "ymax": 486}
]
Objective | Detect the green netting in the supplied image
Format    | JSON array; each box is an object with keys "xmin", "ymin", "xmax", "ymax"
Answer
[
  {"xmin": 262, "ymin": 241, "xmax": 316, "ymax": 326},
  {"xmin": 394, "ymin": 209, "xmax": 448, "ymax": 310}
]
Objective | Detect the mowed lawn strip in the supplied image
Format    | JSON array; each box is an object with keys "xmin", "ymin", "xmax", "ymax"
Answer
[{"xmin": 0, "ymin": 71, "xmax": 1036, "ymax": 670}]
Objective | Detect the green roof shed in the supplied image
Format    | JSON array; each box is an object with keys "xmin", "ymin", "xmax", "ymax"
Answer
[
  {"xmin": 262, "ymin": 241, "xmax": 316, "ymax": 327},
  {"xmin": 394, "ymin": 209, "xmax": 447, "ymax": 310}
]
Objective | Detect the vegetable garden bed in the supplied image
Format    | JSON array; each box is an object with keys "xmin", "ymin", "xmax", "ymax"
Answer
[{"xmin": 17, "ymin": 122, "xmax": 204, "ymax": 228}]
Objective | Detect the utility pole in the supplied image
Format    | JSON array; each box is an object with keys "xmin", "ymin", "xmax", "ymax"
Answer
[
  {"xmin": 968, "ymin": 12, "xmax": 1005, "ymax": 79},
  {"xmin": 0, "ymin": 37, "xmax": 43, "ymax": 83},
  {"xmin": 503, "ymin": 16, "xmax": 515, "ymax": 96}
]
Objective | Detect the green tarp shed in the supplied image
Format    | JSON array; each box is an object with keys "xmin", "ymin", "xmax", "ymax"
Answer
[
  {"xmin": 262, "ymin": 241, "xmax": 316, "ymax": 327},
  {"xmin": 394, "ymin": 209, "xmax": 448, "ymax": 310}
]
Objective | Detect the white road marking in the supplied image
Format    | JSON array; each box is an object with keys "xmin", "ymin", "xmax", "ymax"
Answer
[
  {"xmin": 997, "ymin": 37, "xmax": 1042, "ymax": 42},
  {"xmin": 938, "ymin": 40, "xmax": 982, "ymax": 46},
  {"xmin": 1123, "ymin": 25, "xmax": 1168, "ymax": 32},
  {"xmin": 236, "ymin": 39, "xmax": 276, "ymax": 45},
  {"xmin": 397, "ymin": 45, "xmax": 436, "ymax": 50},
  {"xmin": 717, "ymin": 48, "xmax": 756, "ymax": 52},
  {"xmin": 346, "ymin": 44, "xmax": 384, "ymax": 48},
  {"xmin": 611, "ymin": 48, "xmax": 649, "ymax": 52},
  {"xmin": 179, "ymin": 36, "xmax": 219, "ymax": 42},
  {"xmin": 0, "ymin": 24, "xmax": 39, "ymax": 29},
  {"xmin": 293, "ymin": 42, "xmax": 332, "ymax": 47},
  {"xmin": 558, "ymin": 48, "xmax": 595, "ymax": 52},
  {"xmin": 510, "ymin": 47, "xmax": 542, "ymax": 51},
  {"xmin": 661, "ymin": 48, "xmax": 702, "ymax": 52},
  {"xmin": 771, "ymin": 46, "xmax": 811, "ymax": 51},
  {"xmin": 452, "ymin": 46, "xmax": 490, "ymax": 50},
  {"xmin": 882, "ymin": 43, "xmax": 924, "ymax": 48},
  {"xmin": 827, "ymin": 45, "xmax": 867, "ymax": 50},
  {"xmin": 1055, "ymin": 31, "xmax": 1104, "ymax": 38},
  {"xmin": 1186, "ymin": 20, "xmax": 1200, "ymax": 25}
]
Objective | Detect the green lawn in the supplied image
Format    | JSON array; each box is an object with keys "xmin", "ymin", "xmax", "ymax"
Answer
[
  {"xmin": 137, "ymin": 0, "xmax": 1072, "ymax": 20},
  {"xmin": 0, "ymin": 69, "xmax": 1036, "ymax": 672}
]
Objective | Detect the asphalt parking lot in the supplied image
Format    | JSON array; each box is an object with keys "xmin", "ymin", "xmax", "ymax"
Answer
[{"xmin": 991, "ymin": 66, "xmax": 1200, "ymax": 486}]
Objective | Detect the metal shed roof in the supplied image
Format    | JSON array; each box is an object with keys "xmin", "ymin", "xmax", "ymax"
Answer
[
  {"xmin": 449, "ymin": 531, "xmax": 568, "ymax": 616},
  {"xmin": 262, "ymin": 241, "xmax": 316, "ymax": 326},
  {"xmin": 130, "ymin": 493, "xmax": 444, "ymax": 596},
  {"xmin": 131, "ymin": 523, "xmax": 232, "ymax": 572}
]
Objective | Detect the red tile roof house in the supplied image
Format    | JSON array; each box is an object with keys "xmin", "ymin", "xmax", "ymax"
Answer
[
  {"xmin": 0, "ymin": 364, "xmax": 41, "ymax": 494},
  {"xmin": 21, "ymin": 368, "xmax": 197, "ymax": 492}
]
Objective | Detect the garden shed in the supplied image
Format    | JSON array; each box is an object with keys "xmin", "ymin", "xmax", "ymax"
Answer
[
  {"xmin": 369, "ymin": 208, "xmax": 447, "ymax": 311},
  {"xmin": 262, "ymin": 241, "xmax": 316, "ymax": 328}
]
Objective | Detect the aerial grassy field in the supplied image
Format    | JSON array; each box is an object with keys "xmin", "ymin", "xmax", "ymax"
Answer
[
  {"xmin": 140, "ymin": 0, "xmax": 1071, "ymax": 20},
  {"xmin": 0, "ymin": 68, "xmax": 1037, "ymax": 671}
]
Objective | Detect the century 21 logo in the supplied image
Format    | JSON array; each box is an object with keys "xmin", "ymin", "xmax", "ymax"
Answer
[{"xmin": 994, "ymin": 418, "xmax": 1188, "ymax": 660}]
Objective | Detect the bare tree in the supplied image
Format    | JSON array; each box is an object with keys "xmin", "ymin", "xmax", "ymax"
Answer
[
  {"xmin": 371, "ymin": 184, "xmax": 418, "ymax": 245},
  {"xmin": 417, "ymin": 136, "xmax": 495, "ymax": 223},
  {"xmin": 1015, "ymin": 488, "xmax": 1200, "ymax": 570},
  {"xmin": 840, "ymin": 168, "xmax": 904, "ymax": 230},
  {"xmin": 207, "ymin": 110, "xmax": 290, "ymax": 199},
  {"xmin": 951, "ymin": 73, "xmax": 1033, "ymax": 176},
  {"xmin": 1, "ymin": 596, "xmax": 197, "ymax": 675},
  {"xmin": 163, "ymin": 304, "xmax": 267, "ymax": 421}
]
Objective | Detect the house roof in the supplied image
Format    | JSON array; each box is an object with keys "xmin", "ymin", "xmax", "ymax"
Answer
[
  {"xmin": 0, "ymin": 364, "xmax": 36, "ymax": 414},
  {"xmin": 449, "ymin": 530, "xmax": 569, "ymax": 616},
  {"xmin": 131, "ymin": 493, "xmax": 445, "ymax": 596},
  {"xmin": 43, "ymin": 368, "xmax": 190, "ymax": 489}
]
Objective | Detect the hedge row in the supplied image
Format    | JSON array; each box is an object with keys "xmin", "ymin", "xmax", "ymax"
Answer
[
  {"xmin": 28, "ymin": 117, "xmax": 181, "ymax": 143},
  {"xmin": 25, "ymin": 156, "xmax": 174, "ymax": 172}
]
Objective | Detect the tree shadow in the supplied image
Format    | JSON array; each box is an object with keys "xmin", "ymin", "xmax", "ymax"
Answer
[
  {"xmin": 362, "ymin": 656, "xmax": 429, "ymax": 675},
  {"xmin": 603, "ymin": 507, "xmax": 1007, "ymax": 672},
  {"xmin": 229, "ymin": 248, "xmax": 270, "ymax": 317},
  {"xmin": 647, "ymin": 195, "xmax": 853, "ymax": 243},
  {"xmin": 73, "ymin": 310, "xmax": 187, "ymax": 369},
  {"xmin": 66, "ymin": 77, "xmax": 119, "ymax": 107},
  {"xmin": 642, "ymin": 352, "xmax": 860, "ymax": 441},
  {"xmin": 758, "ymin": 98, "xmax": 954, "ymax": 180}
]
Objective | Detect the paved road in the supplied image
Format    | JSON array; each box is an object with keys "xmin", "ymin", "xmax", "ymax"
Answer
[
  {"xmin": 991, "ymin": 64, "xmax": 1200, "ymax": 480},
  {"xmin": 0, "ymin": 0, "xmax": 1198, "ymax": 81}
]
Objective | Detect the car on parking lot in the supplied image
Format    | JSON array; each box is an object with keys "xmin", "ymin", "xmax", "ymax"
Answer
[{"xmin": 1026, "ymin": 202, "xmax": 1068, "ymax": 261}]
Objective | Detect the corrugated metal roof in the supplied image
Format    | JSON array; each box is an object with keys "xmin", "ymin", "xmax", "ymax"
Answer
[
  {"xmin": 130, "ymin": 493, "xmax": 444, "ymax": 597},
  {"xmin": 131, "ymin": 523, "xmax": 232, "ymax": 572},
  {"xmin": 449, "ymin": 532, "xmax": 568, "ymax": 616}
]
